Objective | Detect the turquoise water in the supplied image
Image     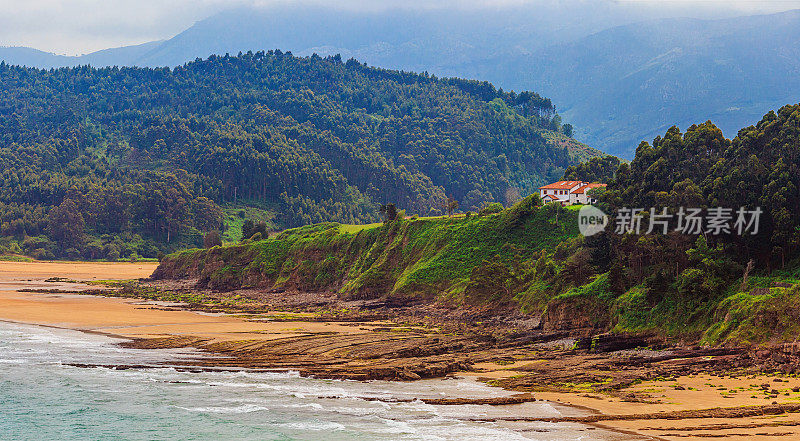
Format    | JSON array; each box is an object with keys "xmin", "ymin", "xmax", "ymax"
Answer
[{"xmin": 0, "ymin": 322, "xmax": 622, "ymax": 440}]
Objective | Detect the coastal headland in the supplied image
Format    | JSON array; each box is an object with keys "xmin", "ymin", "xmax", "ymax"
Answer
[{"xmin": 3, "ymin": 260, "xmax": 800, "ymax": 440}]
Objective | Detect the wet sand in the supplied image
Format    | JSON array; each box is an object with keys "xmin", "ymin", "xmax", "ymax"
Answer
[
  {"xmin": 0, "ymin": 260, "xmax": 158, "ymax": 282},
  {"xmin": 0, "ymin": 261, "xmax": 388, "ymax": 342},
  {"xmin": 3, "ymin": 261, "xmax": 800, "ymax": 439}
]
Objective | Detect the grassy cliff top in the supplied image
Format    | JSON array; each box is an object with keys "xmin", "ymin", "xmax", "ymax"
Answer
[{"xmin": 156, "ymin": 197, "xmax": 579, "ymax": 301}]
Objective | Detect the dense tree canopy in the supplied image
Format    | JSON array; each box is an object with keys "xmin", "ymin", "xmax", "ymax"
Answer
[
  {"xmin": 0, "ymin": 51, "xmax": 586, "ymax": 259},
  {"xmin": 587, "ymin": 104, "xmax": 800, "ymax": 301},
  {"xmin": 562, "ymin": 155, "xmax": 620, "ymax": 182}
]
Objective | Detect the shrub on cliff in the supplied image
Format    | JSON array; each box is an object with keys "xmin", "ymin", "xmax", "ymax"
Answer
[{"xmin": 203, "ymin": 231, "xmax": 223, "ymax": 248}]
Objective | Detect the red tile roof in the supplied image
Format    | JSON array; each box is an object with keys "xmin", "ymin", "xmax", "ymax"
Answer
[{"xmin": 538, "ymin": 181, "xmax": 583, "ymax": 190}]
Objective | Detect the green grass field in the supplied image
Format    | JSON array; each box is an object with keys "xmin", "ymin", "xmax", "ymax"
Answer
[
  {"xmin": 0, "ymin": 255, "xmax": 34, "ymax": 262},
  {"xmin": 338, "ymin": 222, "xmax": 383, "ymax": 234}
]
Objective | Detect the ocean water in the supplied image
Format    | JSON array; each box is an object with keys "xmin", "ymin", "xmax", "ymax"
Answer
[{"xmin": 0, "ymin": 322, "xmax": 623, "ymax": 440}]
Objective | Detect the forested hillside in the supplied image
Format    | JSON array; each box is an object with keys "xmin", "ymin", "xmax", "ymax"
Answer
[
  {"xmin": 547, "ymin": 104, "xmax": 800, "ymax": 343},
  {"xmin": 0, "ymin": 51, "xmax": 589, "ymax": 260},
  {"xmin": 3, "ymin": 6, "xmax": 797, "ymax": 159},
  {"xmin": 157, "ymin": 104, "xmax": 800, "ymax": 345}
]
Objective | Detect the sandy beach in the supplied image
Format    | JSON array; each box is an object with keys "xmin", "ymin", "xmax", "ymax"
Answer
[
  {"xmin": 0, "ymin": 261, "xmax": 389, "ymax": 342},
  {"xmin": 3, "ymin": 261, "xmax": 800, "ymax": 440}
]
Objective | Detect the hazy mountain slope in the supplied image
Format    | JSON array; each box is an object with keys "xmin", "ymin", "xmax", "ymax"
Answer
[
  {"xmin": 77, "ymin": 5, "xmax": 611, "ymax": 70},
  {"xmin": 0, "ymin": 7, "xmax": 560, "ymax": 69},
  {"xmin": 80, "ymin": 41, "xmax": 164, "ymax": 67},
  {"xmin": 501, "ymin": 10, "xmax": 800, "ymax": 157},
  {"xmin": 0, "ymin": 47, "xmax": 77, "ymax": 68},
  {"xmin": 0, "ymin": 42, "xmax": 163, "ymax": 69}
]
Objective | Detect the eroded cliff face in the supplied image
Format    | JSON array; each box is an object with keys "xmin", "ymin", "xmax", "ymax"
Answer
[
  {"xmin": 151, "ymin": 221, "xmax": 391, "ymax": 295},
  {"xmin": 152, "ymin": 246, "xmax": 275, "ymax": 291},
  {"xmin": 153, "ymin": 206, "xmax": 582, "ymax": 305},
  {"xmin": 153, "ymin": 255, "xmax": 607, "ymax": 336},
  {"xmin": 542, "ymin": 294, "xmax": 611, "ymax": 335}
]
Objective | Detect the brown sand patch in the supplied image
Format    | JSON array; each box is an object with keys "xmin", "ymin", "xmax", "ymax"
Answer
[
  {"xmin": 0, "ymin": 288, "xmax": 387, "ymax": 342},
  {"xmin": 0, "ymin": 261, "xmax": 387, "ymax": 342},
  {"xmin": 611, "ymin": 413, "xmax": 800, "ymax": 440},
  {"xmin": 523, "ymin": 374, "xmax": 800, "ymax": 440},
  {"xmin": 0, "ymin": 260, "xmax": 157, "ymax": 283}
]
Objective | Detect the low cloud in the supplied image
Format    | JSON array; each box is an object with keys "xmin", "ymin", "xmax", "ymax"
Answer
[
  {"xmin": 2, "ymin": 0, "xmax": 799, "ymax": 55},
  {"xmin": 0, "ymin": 0, "xmax": 229, "ymax": 54}
]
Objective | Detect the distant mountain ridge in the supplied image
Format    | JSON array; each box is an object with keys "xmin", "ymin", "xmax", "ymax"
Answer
[
  {"xmin": 0, "ymin": 41, "xmax": 162, "ymax": 68},
  {"xmin": 2, "ymin": 6, "xmax": 799, "ymax": 157},
  {"xmin": 1, "ymin": 3, "xmax": 672, "ymax": 69},
  {"xmin": 502, "ymin": 9, "xmax": 800, "ymax": 157}
]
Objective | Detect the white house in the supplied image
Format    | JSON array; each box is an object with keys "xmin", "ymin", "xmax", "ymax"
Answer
[{"xmin": 538, "ymin": 181, "xmax": 606, "ymax": 206}]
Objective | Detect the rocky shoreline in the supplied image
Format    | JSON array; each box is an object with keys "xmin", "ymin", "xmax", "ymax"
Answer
[
  {"xmin": 119, "ymin": 279, "xmax": 800, "ymax": 439},
  {"xmin": 5, "ymin": 261, "xmax": 800, "ymax": 440}
]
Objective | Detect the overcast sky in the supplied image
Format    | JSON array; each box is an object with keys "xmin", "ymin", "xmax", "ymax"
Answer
[{"xmin": 2, "ymin": 0, "xmax": 800, "ymax": 55}]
